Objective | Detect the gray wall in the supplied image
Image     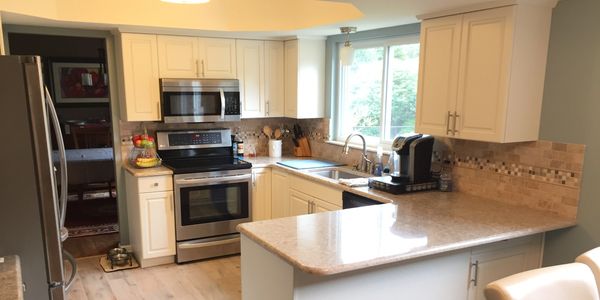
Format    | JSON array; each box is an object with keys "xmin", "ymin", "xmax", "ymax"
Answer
[{"xmin": 540, "ymin": 0, "xmax": 600, "ymax": 265}]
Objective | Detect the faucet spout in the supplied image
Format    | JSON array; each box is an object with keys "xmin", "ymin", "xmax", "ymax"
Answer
[{"xmin": 342, "ymin": 133, "xmax": 372, "ymax": 173}]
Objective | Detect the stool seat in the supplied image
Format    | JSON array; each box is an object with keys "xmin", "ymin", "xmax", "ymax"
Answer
[
  {"xmin": 485, "ymin": 262, "xmax": 599, "ymax": 300},
  {"xmin": 576, "ymin": 247, "xmax": 600, "ymax": 295}
]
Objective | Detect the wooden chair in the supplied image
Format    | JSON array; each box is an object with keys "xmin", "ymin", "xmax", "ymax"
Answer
[{"xmin": 484, "ymin": 263, "xmax": 600, "ymax": 300}]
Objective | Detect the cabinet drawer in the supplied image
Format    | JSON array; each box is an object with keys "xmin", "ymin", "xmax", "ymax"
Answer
[{"xmin": 138, "ymin": 175, "xmax": 173, "ymax": 192}]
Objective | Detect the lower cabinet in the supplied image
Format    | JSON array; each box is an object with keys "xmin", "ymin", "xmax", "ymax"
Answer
[
  {"xmin": 289, "ymin": 189, "xmax": 341, "ymax": 216},
  {"xmin": 467, "ymin": 235, "xmax": 543, "ymax": 300},
  {"xmin": 252, "ymin": 168, "xmax": 272, "ymax": 221},
  {"xmin": 125, "ymin": 172, "xmax": 176, "ymax": 268},
  {"xmin": 271, "ymin": 169, "xmax": 290, "ymax": 218}
]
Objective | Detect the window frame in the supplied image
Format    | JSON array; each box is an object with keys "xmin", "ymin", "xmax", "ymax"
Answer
[{"xmin": 333, "ymin": 34, "xmax": 420, "ymax": 148}]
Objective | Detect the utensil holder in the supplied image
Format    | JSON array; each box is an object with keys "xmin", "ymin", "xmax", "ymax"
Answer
[{"xmin": 269, "ymin": 139, "xmax": 282, "ymax": 158}]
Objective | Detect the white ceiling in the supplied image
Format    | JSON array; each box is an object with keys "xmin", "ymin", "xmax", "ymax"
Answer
[{"xmin": 1, "ymin": 0, "xmax": 502, "ymax": 38}]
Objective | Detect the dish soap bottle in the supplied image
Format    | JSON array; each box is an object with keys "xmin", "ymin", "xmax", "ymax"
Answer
[{"xmin": 374, "ymin": 146, "xmax": 384, "ymax": 176}]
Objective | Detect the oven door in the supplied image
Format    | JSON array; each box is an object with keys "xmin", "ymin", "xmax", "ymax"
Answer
[{"xmin": 174, "ymin": 170, "xmax": 252, "ymax": 241}]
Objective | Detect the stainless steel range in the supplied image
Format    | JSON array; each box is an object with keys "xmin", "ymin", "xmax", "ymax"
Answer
[{"xmin": 157, "ymin": 129, "xmax": 252, "ymax": 263}]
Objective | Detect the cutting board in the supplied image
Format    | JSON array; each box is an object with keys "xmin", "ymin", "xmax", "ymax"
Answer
[{"xmin": 277, "ymin": 160, "xmax": 345, "ymax": 170}]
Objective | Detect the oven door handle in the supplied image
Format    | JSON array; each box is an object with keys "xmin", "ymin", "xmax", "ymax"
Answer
[
  {"xmin": 175, "ymin": 174, "xmax": 251, "ymax": 186},
  {"xmin": 220, "ymin": 88, "xmax": 226, "ymax": 120}
]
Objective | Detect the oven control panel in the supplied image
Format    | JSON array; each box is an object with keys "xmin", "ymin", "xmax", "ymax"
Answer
[
  {"xmin": 156, "ymin": 129, "xmax": 232, "ymax": 150},
  {"xmin": 169, "ymin": 132, "xmax": 222, "ymax": 146}
]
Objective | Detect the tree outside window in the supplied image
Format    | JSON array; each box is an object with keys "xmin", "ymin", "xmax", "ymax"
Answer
[{"xmin": 336, "ymin": 36, "xmax": 420, "ymax": 146}]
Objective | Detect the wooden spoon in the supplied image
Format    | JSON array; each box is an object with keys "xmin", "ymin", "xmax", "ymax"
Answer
[
  {"xmin": 274, "ymin": 128, "xmax": 282, "ymax": 140},
  {"xmin": 262, "ymin": 126, "xmax": 273, "ymax": 139}
]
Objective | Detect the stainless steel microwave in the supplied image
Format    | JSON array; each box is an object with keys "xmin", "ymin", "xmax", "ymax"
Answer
[{"xmin": 160, "ymin": 78, "xmax": 241, "ymax": 123}]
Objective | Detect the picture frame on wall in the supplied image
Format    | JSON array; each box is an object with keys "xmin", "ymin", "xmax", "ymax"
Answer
[{"xmin": 51, "ymin": 62, "xmax": 109, "ymax": 104}]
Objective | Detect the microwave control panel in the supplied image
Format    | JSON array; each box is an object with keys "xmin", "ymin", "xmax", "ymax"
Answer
[{"xmin": 224, "ymin": 94, "xmax": 240, "ymax": 115}]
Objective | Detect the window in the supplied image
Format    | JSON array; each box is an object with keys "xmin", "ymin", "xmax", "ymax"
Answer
[{"xmin": 335, "ymin": 36, "xmax": 420, "ymax": 146}]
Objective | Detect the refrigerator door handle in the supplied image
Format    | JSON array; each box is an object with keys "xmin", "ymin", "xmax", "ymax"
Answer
[{"xmin": 44, "ymin": 87, "xmax": 68, "ymax": 230}]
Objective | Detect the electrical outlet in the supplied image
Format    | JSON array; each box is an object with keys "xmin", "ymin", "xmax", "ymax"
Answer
[{"xmin": 121, "ymin": 136, "xmax": 132, "ymax": 146}]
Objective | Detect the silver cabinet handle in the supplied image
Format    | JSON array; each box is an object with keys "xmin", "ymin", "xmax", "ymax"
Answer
[
  {"xmin": 252, "ymin": 172, "xmax": 256, "ymax": 187},
  {"xmin": 453, "ymin": 111, "xmax": 460, "ymax": 135},
  {"xmin": 195, "ymin": 59, "xmax": 200, "ymax": 77},
  {"xmin": 201, "ymin": 59, "xmax": 205, "ymax": 77},
  {"xmin": 470, "ymin": 260, "xmax": 479, "ymax": 286},
  {"xmin": 446, "ymin": 111, "xmax": 453, "ymax": 135},
  {"xmin": 266, "ymin": 101, "xmax": 270, "ymax": 116}
]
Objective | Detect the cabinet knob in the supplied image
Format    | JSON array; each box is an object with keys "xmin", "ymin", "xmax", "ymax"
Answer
[{"xmin": 153, "ymin": 183, "xmax": 159, "ymax": 187}]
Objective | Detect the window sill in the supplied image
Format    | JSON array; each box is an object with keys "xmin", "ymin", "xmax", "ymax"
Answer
[{"xmin": 325, "ymin": 140, "xmax": 393, "ymax": 156}]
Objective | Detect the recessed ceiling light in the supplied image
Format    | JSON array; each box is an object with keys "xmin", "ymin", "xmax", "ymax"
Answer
[{"xmin": 161, "ymin": 0, "xmax": 210, "ymax": 4}]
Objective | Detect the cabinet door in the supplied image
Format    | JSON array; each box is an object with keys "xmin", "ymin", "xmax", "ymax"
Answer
[
  {"xmin": 415, "ymin": 15, "xmax": 463, "ymax": 137},
  {"xmin": 139, "ymin": 191, "xmax": 176, "ymax": 258},
  {"xmin": 284, "ymin": 40, "xmax": 298, "ymax": 118},
  {"xmin": 157, "ymin": 35, "xmax": 199, "ymax": 78},
  {"xmin": 237, "ymin": 40, "xmax": 265, "ymax": 118},
  {"xmin": 265, "ymin": 41, "xmax": 285, "ymax": 117},
  {"xmin": 455, "ymin": 6, "xmax": 514, "ymax": 142},
  {"xmin": 118, "ymin": 33, "xmax": 161, "ymax": 121},
  {"xmin": 467, "ymin": 236, "xmax": 542, "ymax": 300},
  {"xmin": 313, "ymin": 197, "xmax": 341, "ymax": 213},
  {"xmin": 271, "ymin": 170, "xmax": 289, "ymax": 218},
  {"xmin": 198, "ymin": 38, "xmax": 237, "ymax": 79},
  {"xmin": 289, "ymin": 189, "xmax": 311, "ymax": 216},
  {"xmin": 252, "ymin": 168, "xmax": 272, "ymax": 221}
]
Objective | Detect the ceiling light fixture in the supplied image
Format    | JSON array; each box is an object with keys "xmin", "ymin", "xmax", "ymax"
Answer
[
  {"xmin": 339, "ymin": 26, "xmax": 357, "ymax": 66},
  {"xmin": 161, "ymin": 0, "xmax": 210, "ymax": 4}
]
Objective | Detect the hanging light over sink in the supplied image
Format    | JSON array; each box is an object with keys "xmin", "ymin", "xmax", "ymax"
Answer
[{"xmin": 339, "ymin": 26, "xmax": 357, "ymax": 66}]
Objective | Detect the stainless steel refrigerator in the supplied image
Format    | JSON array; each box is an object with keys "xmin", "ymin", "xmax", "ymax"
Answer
[{"xmin": 0, "ymin": 55, "xmax": 76, "ymax": 299}]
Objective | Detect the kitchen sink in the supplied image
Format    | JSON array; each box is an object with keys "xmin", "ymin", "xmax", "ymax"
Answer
[{"xmin": 308, "ymin": 168, "xmax": 368, "ymax": 180}]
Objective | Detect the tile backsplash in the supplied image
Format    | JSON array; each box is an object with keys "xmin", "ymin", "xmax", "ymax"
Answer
[{"xmin": 121, "ymin": 117, "xmax": 585, "ymax": 219}]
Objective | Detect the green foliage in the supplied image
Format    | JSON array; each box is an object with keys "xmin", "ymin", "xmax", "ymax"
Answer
[{"xmin": 342, "ymin": 43, "xmax": 419, "ymax": 140}]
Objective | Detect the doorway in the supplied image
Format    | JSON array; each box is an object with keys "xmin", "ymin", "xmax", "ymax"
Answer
[{"xmin": 8, "ymin": 32, "xmax": 120, "ymax": 257}]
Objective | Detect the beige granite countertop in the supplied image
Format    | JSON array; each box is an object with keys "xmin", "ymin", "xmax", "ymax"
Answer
[
  {"xmin": 0, "ymin": 256, "xmax": 23, "ymax": 300},
  {"xmin": 124, "ymin": 164, "xmax": 173, "ymax": 177},
  {"xmin": 238, "ymin": 192, "xmax": 575, "ymax": 276},
  {"xmin": 240, "ymin": 155, "xmax": 306, "ymax": 168}
]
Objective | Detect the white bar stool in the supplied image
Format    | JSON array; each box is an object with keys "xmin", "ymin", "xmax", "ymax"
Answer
[
  {"xmin": 484, "ymin": 262, "xmax": 600, "ymax": 300},
  {"xmin": 577, "ymin": 247, "xmax": 600, "ymax": 295}
]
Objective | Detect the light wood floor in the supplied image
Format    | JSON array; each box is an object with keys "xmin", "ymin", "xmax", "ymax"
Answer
[{"xmin": 67, "ymin": 255, "xmax": 241, "ymax": 300}]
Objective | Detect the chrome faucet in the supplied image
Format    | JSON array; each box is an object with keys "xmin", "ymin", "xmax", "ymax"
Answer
[{"xmin": 342, "ymin": 133, "xmax": 372, "ymax": 173}]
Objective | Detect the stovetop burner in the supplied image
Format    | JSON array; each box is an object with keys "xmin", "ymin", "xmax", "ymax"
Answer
[{"xmin": 162, "ymin": 157, "xmax": 252, "ymax": 174}]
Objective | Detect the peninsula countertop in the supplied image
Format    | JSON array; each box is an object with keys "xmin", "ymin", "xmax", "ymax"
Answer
[{"xmin": 238, "ymin": 192, "xmax": 575, "ymax": 276}]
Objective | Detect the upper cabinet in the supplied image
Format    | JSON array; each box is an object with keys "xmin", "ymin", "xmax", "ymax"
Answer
[
  {"xmin": 237, "ymin": 39, "xmax": 266, "ymax": 118},
  {"xmin": 264, "ymin": 41, "xmax": 285, "ymax": 117},
  {"xmin": 284, "ymin": 39, "xmax": 326, "ymax": 119},
  {"xmin": 198, "ymin": 38, "xmax": 237, "ymax": 79},
  {"xmin": 157, "ymin": 35, "xmax": 199, "ymax": 78},
  {"xmin": 156, "ymin": 36, "xmax": 236, "ymax": 79},
  {"xmin": 117, "ymin": 33, "xmax": 161, "ymax": 122},
  {"xmin": 237, "ymin": 40, "xmax": 285, "ymax": 118},
  {"xmin": 415, "ymin": 3, "xmax": 555, "ymax": 143}
]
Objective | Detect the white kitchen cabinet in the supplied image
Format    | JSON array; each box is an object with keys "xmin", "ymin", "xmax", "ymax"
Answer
[
  {"xmin": 265, "ymin": 41, "xmax": 285, "ymax": 117},
  {"xmin": 415, "ymin": 14, "xmax": 463, "ymax": 137},
  {"xmin": 237, "ymin": 40, "xmax": 266, "ymax": 118},
  {"xmin": 157, "ymin": 35, "xmax": 200, "ymax": 78},
  {"xmin": 198, "ymin": 37, "xmax": 237, "ymax": 79},
  {"xmin": 125, "ymin": 172, "xmax": 176, "ymax": 268},
  {"xmin": 416, "ymin": 3, "xmax": 555, "ymax": 143},
  {"xmin": 271, "ymin": 169, "xmax": 289, "ymax": 219},
  {"xmin": 467, "ymin": 235, "xmax": 542, "ymax": 300},
  {"xmin": 117, "ymin": 33, "xmax": 161, "ymax": 121},
  {"xmin": 252, "ymin": 168, "xmax": 272, "ymax": 221},
  {"xmin": 289, "ymin": 189, "xmax": 311, "ymax": 216},
  {"xmin": 284, "ymin": 39, "xmax": 326, "ymax": 119}
]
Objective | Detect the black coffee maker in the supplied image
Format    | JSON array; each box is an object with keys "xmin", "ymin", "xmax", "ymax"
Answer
[{"xmin": 368, "ymin": 133, "xmax": 438, "ymax": 194}]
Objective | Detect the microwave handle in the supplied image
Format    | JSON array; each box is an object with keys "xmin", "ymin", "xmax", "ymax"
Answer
[{"xmin": 220, "ymin": 88, "xmax": 226, "ymax": 120}]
